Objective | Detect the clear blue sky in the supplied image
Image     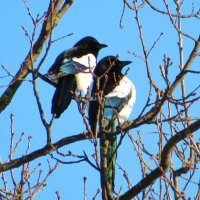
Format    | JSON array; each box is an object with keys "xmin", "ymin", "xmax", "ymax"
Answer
[{"xmin": 0, "ymin": 1, "xmax": 199, "ymax": 199}]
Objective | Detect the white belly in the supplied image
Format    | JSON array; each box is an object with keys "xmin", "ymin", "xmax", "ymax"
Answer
[
  {"xmin": 75, "ymin": 73, "xmax": 93, "ymax": 94},
  {"xmin": 74, "ymin": 53, "xmax": 96, "ymax": 94}
]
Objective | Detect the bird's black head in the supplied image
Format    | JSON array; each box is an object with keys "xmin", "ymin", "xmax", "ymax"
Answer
[
  {"xmin": 92, "ymin": 56, "xmax": 132, "ymax": 95},
  {"xmin": 74, "ymin": 36, "xmax": 107, "ymax": 58},
  {"xmin": 94, "ymin": 56, "xmax": 132, "ymax": 77}
]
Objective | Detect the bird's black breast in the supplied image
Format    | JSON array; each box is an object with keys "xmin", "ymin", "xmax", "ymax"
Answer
[{"xmin": 93, "ymin": 72, "xmax": 122, "ymax": 96}]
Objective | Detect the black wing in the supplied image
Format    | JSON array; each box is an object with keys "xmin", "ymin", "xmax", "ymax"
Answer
[
  {"xmin": 51, "ymin": 75, "xmax": 76, "ymax": 118},
  {"xmin": 88, "ymin": 100, "xmax": 99, "ymax": 133},
  {"xmin": 48, "ymin": 47, "xmax": 80, "ymax": 74}
]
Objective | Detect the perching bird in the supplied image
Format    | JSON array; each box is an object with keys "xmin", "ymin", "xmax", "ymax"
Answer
[
  {"xmin": 88, "ymin": 56, "xmax": 136, "ymax": 193},
  {"xmin": 47, "ymin": 36, "xmax": 107, "ymax": 118}
]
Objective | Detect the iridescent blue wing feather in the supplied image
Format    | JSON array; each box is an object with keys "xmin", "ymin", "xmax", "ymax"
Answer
[
  {"xmin": 104, "ymin": 95, "xmax": 130, "ymax": 120},
  {"xmin": 47, "ymin": 47, "xmax": 80, "ymax": 74},
  {"xmin": 59, "ymin": 60, "xmax": 89, "ymax": 75}
]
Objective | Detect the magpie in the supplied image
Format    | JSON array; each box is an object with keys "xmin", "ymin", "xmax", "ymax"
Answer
[
  {"xmin": 88, "ymin": 55, "xmax": 136, "ymax": 131},
  {"xmin": 47, "ymin": 36, "xmax": 107, "ymax": 118},
  {"xmin": 88, "ymin": 56, "xmax": 136, "ymax": 193}
]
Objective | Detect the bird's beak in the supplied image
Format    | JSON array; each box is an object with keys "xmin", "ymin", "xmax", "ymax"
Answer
[
  {"xmin": 98, "ymin": 43, "xmax": 108, "ymax": 49},
  {"xmin": 119, "ymin": 60, "xmax": 132, "ymax": 68}
]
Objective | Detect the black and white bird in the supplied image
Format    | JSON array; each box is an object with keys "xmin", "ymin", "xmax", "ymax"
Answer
[
  {"xmin": 88, "ymin": 55, "xmax": 136, "ymax": 131},
  {"xmin": 88, "ymin": 56, "xmax": 136, "ymax": 192},
  {"xmin": 47, "ymin": 36, "xmax": 107, "ymax": 118}
]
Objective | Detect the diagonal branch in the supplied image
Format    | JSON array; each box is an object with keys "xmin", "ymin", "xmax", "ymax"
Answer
[
  {"xmin": 0, "ymin": 132, "xmax": 87, "ymax": 173},
  {"xmin": 0, "ymin": 0, "xmax": 74, "ymax": 113},
  {"xmin": 122, "ymin": 35, "xmax": 200, "ymax": 131},
  {"xmin": 1, "ymin": 31, "xmax": 198, "ymax": 172},
  {"xmin": 118, "ymin": 119, "xmax": 200, "ymax": 200},
  {"xmin": 145, "ymin": 0, "xmax": 200, "ymax": 19}
]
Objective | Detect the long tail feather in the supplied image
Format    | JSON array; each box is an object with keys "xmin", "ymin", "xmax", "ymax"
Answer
[
  {"xmin": 51, "ymin": 75, "xmax": 76, "ymax": 118},
  {"xmin": 100, "ymin": 119, "xmax": 117, "ymax": 198},
  {"xmin": 107, "ymin": 120, "xmax": 117, "ymax": 192}
]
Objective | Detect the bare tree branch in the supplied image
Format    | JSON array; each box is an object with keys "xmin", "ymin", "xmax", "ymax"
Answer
[
  {"xmin": 118, "ymin": 119, "xmax": 200, "ymax": 200},
  {"xmin": 0, "ymin": 0, "xmax": 74, "ymax": 113}
]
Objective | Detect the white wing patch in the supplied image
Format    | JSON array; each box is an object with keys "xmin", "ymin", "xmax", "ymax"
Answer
[
  {"xmin": 73, "ymin": 53, "xmax": 96, "ymax": 72},
  {"xmin": 105, "ymin": 76, "xmax": 136, "ymax": 123},
  {"xmin": 74, "ymin": 54, "xmax": 96, "ymax": 94},
  {"xmin": 106, "ymin": 76, "xmax": 136, "ymax": 99}
]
